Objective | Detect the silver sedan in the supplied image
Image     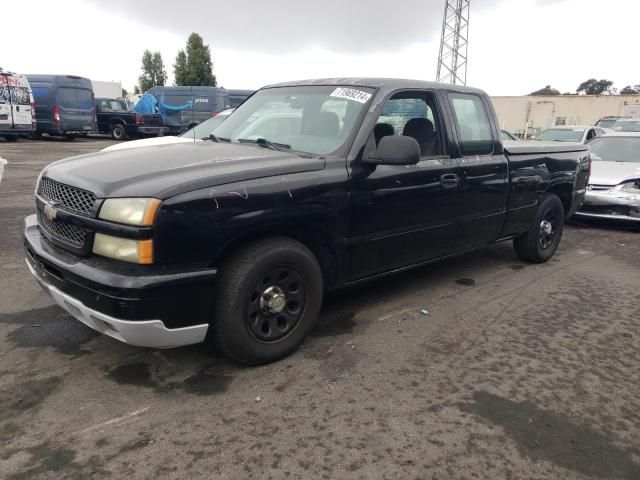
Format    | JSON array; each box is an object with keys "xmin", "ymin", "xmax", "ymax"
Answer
[{"xmin": 574, "ymin": 133, "xmax": 640, "ymax": 223}]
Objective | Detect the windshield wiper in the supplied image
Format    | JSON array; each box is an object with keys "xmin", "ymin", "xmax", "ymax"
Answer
[
  {"xmin": 202, "ymin": 134, "xmax": 232, "ymax": 142},
  {"xmin": 237, "ymin": 138, "xmax": 315, "ymax": 158},
  {"xmin": 238, "ymin": 137, "xmax": 290, "ymax": 152}
]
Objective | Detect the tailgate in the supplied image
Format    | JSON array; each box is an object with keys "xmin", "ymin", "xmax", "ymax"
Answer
[{"xmin": 141, "ymin": 114, "xmax": 163, "ymax": 126}]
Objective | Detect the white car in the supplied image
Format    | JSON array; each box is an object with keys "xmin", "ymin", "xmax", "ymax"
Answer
[
  {"xmin": 535, "ymin": 125, "xmax": 611, "ymax": 144},
  {"xmin": 102, "ymin": 109, "xmax": 234, "ymax": 152}
]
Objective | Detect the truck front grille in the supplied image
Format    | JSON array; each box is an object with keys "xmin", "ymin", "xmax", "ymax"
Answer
[
  {"xmin": 38, "ymin": 177, "xmax": 96, "ymax": 215},
  {"xmin": 37, "ymin": 211, "xmax": 88, "ymax": 248}
]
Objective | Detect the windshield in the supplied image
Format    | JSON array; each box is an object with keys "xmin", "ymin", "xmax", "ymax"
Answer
[
  {"xmin": 212, "ymin": 85, "xmax": 374, "ymax": 156},
  {"xmin": 611, "ymin": 120, "xmax": 640, "ymax": 132},
  {"xmin": 588, "ymin": 137, "xmax": 640, "ymax": 163},
  {"xmin": 180, "ymin": 112, "xmax": 231, "ymax": 138},
  {"xmin": 536, "ymin": 128, "xmax": 584, "ymax": 142},
  {"xmin": 596, "ymin": 119, "xmax": 616, "ymax": 128}
]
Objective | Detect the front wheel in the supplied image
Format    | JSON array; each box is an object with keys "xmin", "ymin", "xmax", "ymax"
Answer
[
  {"xmin": 514, "ymin": 193, "xmax": 565, "ymax": 263},
  {"xmin": 213, "ymin": 237, "xmax": 324, "ymax": 365},
  {"xmin": 3, "ymin": 135, "xmax": 18, "ymax": 142}
]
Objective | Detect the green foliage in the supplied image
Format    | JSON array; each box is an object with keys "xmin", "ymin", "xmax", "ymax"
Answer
[
  {"xmin": 173, "ymin": 50, "xmax": 188, "ymax": 86},
  {"xmin": 133, "ymin": 85, "xmax": 140, "ymax": 95},
  {"xmin": 137, "ymin": 50, "xmax": 167, "ymax": 93},
  {"xmin": 529, "ymin": 85, "xmax": 560, "ymax": 96},
  {"xmin": 173, "ymin": 33, "xmax": 217, "ymax": 86},
  {"xmin": 620, "ymin": 85, "xmax": 640, "ymax": 95},
  {"xmin": 576, "ymin": 79, "xmax": 614, "ymax": 95}
]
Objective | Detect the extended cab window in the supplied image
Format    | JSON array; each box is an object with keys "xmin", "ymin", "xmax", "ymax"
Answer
[
  {"xmin": 449, "ymin": 93, "xmax": 494, "ymax": 155},
  {"xmin": 374, "ymin": 92, "xmax": 445, "ymax": 157}
]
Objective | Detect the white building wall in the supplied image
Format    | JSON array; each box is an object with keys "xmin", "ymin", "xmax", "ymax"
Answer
[
  {"xmin": 491, "ymin": 95, "xmax": 640, "ymax": 137},
  {"xmin": 91, "ymin": 81, "xmax": 123, "ymax": 99}
]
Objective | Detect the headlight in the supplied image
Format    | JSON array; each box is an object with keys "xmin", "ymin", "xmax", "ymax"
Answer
[
  {"xmin": 611, "ymin": 182, "xmax": 640, "ymax": 201},
  {"xmin": 99, "ymin": 198, "xmax": 161, "ymax": 226},
  {"xmin": 93, "ymin": 234, "xmax": 153, "ymax": 264}
]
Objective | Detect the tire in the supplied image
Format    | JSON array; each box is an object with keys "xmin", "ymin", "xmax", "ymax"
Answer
[
  {"xmin": 3, "ymin": 135, "xmax": 18, "ymax": 142},
  {"xmin": 64, "ymin": 134, "xmax": 76, "ymax": 141},
  {"xmin": 213, "ymin": 237, "xmax": 324, "ymax": 365},
  {"xmin": 514, "ymin": 194, "xmax": 565, "ymax": 263},
  {"xmin": 31, "ymin": 132, "xmax": 42, "ymax": 140},
  {"xmin": 110, "ymin": 123, "xmax": 127, "ymax": 141}
]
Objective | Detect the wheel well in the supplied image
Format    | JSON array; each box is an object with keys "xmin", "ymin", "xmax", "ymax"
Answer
[
  {"xmin": 546, "ymin": 184, "xmax": 572, "ymax": 215},
  {"xmin": 215, "ymin": 225, "xmax": 336, "ymax": 289}
]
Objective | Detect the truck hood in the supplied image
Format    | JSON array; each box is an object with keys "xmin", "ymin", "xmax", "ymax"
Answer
[
  {"xmin": 101, "ymin": 135, "xmax": 194, "ymax": 152},
  {"xmin": 43, "ymin": 142, "xmax": 325, "ymax": 199},
  {"xmin": 589, "ymin": 161, "xmax": 640, "ymax": 186}
]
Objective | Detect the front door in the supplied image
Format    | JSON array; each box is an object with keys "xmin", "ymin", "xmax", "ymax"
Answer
[
  {"xmin": 0, "ymin": 77, "xmax": 12, "ymax": 131},
  {"xmin": 349, "ymin": 90, "xmax": 462, "ymax": 280}
]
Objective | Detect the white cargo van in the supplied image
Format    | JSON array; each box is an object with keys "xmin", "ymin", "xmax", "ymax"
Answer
[{"xmin": 0, "ymin": 72, "xmax": 35, "ymax": 141}]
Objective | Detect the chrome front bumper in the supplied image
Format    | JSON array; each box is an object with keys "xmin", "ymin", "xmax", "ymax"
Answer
[
  {"xmin": 574, "ymin": 190, "xmax": 640, "ymax": 223},
  {"xmin": 26, "ymin": 259, "xmax": 209, "ymax": 349}
]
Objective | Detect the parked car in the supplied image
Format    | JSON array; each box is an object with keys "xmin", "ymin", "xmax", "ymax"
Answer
[
  {"xmin": 501, "ymin": 129, "xmax": 519, "ymax": 141},
  {"xmin": 573, "ymin": 133, "xmax": 640, "ymax": 223},
  {"xmin": 140, "ymin": 86, "xmax": 251, "ymax": 135},
  {"xmin": 27, "ymin": 74, "xmax": 96, "ymax": 139},
  {"xmin": 610, "ymin": 118, "xmax": 640, "ymax": 132},
  {"xmin": 595, "ymin": 116, "xmax": 630, "ymax": 129},
  {"xmin": 535, "ymin": 125, "xmax": 609, "ymax": 144},
  {"xmin": 102, "ymin": 109, "xmax": 234, "ymax": 152},
  {"xmin": 24, "ymin": 78, "xmax": 589, "ymax": 365},
  {"xmin": 228, "ymin": 89, "xmax": 254, "ymax": 108},
  {"xmin": 0, "ymin": 72, "xmax": 35, "ymax": 141},
  {"xmin": 95, "ymin": 97, "xmax": 166, "ymax": 140}
]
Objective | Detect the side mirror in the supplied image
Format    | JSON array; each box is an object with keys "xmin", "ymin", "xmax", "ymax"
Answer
[{"xmin": 365, "ymin": 135, "xmax": 421, "ymax": 166}]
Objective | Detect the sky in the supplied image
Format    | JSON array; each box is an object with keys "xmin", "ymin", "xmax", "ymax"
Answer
[{"xmin": 2, "ymin": 0, "xmax": 637, "ymax": 96}]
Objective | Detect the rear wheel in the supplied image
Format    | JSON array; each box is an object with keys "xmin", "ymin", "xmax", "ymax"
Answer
[
  {"xmin": 3, "ymin": 135, "xmax": 18, "ymax": 142},
  {"xmin": 110, "ymin": 123, "xmax": 127, "ymax": 141},
  {"xmin": 31, "ymin": 132, "xmax": 42, "ymax": 140},
  {"xmin": 64, "ymin": 134, "xmax": 76, "ymax": 141},
  {"xmin": 514, "ymin": 193, "xmax": 565, "ymax": 263},
  {"xmin": 213, "ymin": 237, "xmax": 324, "ymax": 365}
]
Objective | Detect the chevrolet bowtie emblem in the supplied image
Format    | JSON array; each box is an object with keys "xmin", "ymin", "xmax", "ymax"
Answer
[{"xmin": 43, "ymin": 203, "xmax": 58, "ymax": 221}]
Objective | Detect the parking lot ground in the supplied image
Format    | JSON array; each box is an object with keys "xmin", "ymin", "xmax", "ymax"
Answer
[{"xmin": 1, "ymin": 138, "xmax": 639, "ymax": 479}]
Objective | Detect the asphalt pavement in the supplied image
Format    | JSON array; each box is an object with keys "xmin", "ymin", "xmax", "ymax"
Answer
[{"xmin": 1, "ymin": 137, "xmax": 639, "ymax": 479}]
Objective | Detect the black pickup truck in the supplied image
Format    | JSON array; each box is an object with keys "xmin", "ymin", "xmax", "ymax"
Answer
[
  {"xmin": 24, "ymin": 78, "xmax": 590, "ymax": 364},
  {"xmin": 95, "ymin": 97, "xmax": 166, "ymax": 140}
]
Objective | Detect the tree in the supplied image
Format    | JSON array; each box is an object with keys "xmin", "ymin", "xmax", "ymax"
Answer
[
  {"xmin": 137, "ymin": 50, "xmax": 167, "ymax": 93},
  {"xmin": 620, "ymin": 85, "xmax": 640, "ymax": 95},
  {"xmin": 173, "ymin": 33, "xmax": 217, "ymax": 86},
  {"xmin": 121, "ymin": 87, "xmax": 128, "ymax": 97},
  {"xmin": 173, "ymin": 50, "xmax": 188, "ymax": 86},
  {"xmin": 576, "ymin": 78, "xmax": 614, "ymax": 95},
  {"xmin": 134, "ymin": 85, "xmax": 140, "ymax": 95},
  {"xmin": 529, "ymin": 85, "xmax": 560, "ymax": 96}
]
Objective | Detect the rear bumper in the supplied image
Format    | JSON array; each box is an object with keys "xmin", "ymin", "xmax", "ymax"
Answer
[
  {"xmin": 137, "ymin": 126, "xmax": 168, "ymax": 135},
  {"xmin": 23, "ymin": 214, "xmax": 216, "ymax": 348}
]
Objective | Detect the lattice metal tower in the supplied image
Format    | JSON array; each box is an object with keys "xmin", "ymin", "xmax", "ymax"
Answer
[{"xmin": 436, "ymin": 0, "xmax": 471, "ymax": 85}]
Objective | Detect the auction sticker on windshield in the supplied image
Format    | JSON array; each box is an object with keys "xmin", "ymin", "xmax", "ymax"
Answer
[{"xmin": 330, "ymin": 87, "xmax": 372, "ymax": 104}]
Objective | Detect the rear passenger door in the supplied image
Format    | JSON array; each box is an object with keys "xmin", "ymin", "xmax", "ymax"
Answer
[{"xmin": 447, "ymin": 93, "xmax": 509, "ymax": 250}]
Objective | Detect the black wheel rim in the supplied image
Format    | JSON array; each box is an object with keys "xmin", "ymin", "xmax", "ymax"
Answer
[
  {"xmin": 539, "ymin": 210, "xmax": 558, "ymax": 250},
  {"xmin": 244, "ymin": 265, "xmax": 307, "ymax": 343}
]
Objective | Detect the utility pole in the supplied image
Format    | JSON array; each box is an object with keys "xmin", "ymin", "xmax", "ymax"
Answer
[{"xmin": 436, "ymin": 0, "xmax": 471, "ymax": 85}]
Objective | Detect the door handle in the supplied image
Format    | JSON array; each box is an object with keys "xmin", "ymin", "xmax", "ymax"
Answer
[{"xmin": 440, "ymin": 173, "xmax": 459, "ymax": 188}]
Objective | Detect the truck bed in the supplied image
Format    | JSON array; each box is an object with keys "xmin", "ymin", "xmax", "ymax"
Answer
[{"xmin": 504, "ymin": 140, "xmax": 588, "ymax": 155}]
